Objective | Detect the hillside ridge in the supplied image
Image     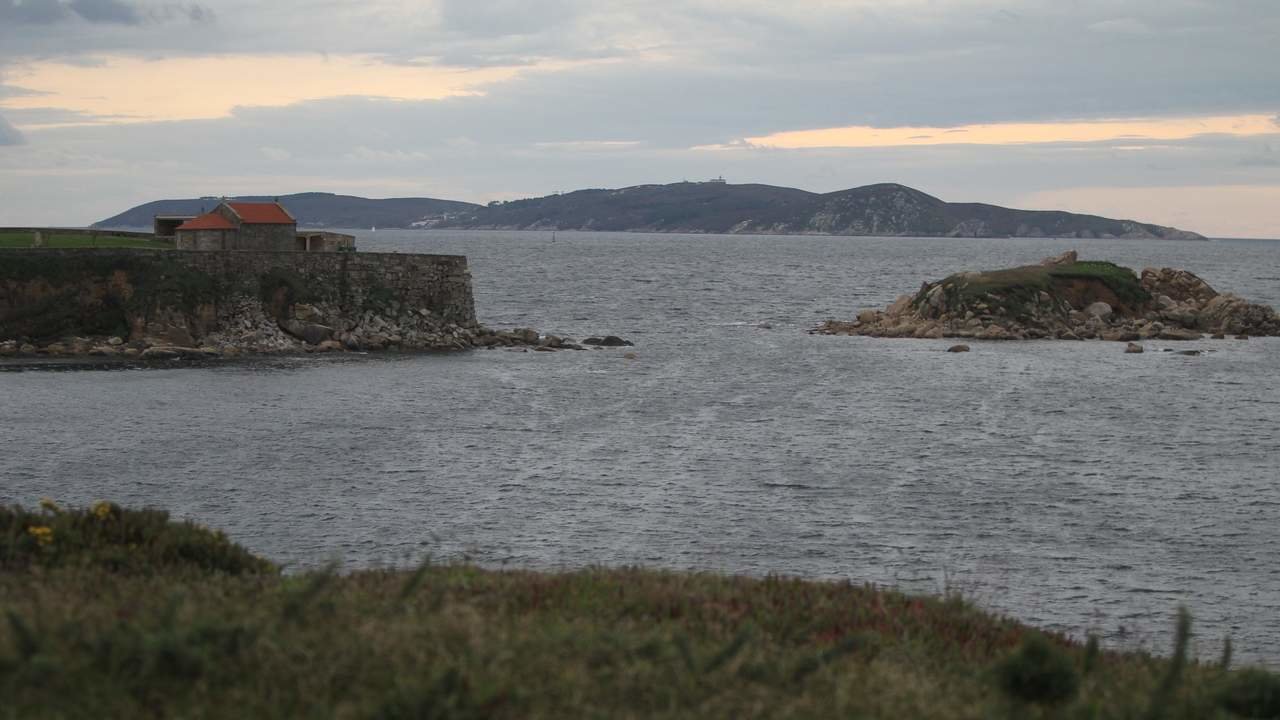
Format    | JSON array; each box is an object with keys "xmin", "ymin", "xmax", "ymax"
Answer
[
  {"xmin": 94, "ymin": 192, "xmax": 480, "ymax": 230},
  {"xmin": 96, "ymin": 184, "xmax": 1206, "ymax": 239}
]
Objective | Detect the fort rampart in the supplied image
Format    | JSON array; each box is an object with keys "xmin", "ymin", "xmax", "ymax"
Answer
[{"xmin": 0, "ymin": 249, "xmax": 477, "ymax": 349}]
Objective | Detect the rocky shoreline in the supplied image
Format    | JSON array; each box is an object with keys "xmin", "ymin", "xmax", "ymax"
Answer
[
  {"xmin": 815, "ymin": 251, "xmax": 1280, "ymax": 343},
  {"xmin": 0, "ymin": 249, "xmax": 636, "ymax": 363},
  {"xmin": 0, "ymin": 296, "xmax": 633, "ymax": 362}
]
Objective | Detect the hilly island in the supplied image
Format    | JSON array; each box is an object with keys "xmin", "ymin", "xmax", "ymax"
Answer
[{"xmin": 95, "ymin": 183, "xmax": 1207, "ymax": 240}]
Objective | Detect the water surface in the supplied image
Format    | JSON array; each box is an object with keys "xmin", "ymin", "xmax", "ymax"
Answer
[{"xmin": 3, "ymin": 231, "xmax": 1278, "ymax": 663}]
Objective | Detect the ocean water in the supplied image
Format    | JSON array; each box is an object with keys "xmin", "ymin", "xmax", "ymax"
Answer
[{"xmin": 3, "ymin": 231, "xmax": 1278, "ymax": 663}]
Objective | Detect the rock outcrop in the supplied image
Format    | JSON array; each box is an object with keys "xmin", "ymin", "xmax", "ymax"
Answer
[{"xmin": 815, "ymin": 253, "xmax": 1280, "ymax": 341}]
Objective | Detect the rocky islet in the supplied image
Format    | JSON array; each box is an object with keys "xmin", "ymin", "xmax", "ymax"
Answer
[{"xmin": 815, "ymin": 251, "xmax": 1280, "ymax": 342}]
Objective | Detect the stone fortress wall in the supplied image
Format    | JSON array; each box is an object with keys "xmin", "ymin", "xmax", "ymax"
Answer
[
  {"xmin": 167, "ymin": 249, "xmax": 476, "ymax": 327},
  {"xmin": 0, "ymin": 249, "xmax": 478, "ymax": 345}
]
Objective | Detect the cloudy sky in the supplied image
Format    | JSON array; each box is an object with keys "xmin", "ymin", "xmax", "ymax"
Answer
[{"xmin": 0, "ymin": 0, "xmax": 1277, "ymax": 236}]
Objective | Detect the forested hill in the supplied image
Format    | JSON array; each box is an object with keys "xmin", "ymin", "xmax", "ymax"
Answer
[
  {"xmin": 94, "ymin": 192, "xmax": 480, "ymax": 229},
  {"xmin": 426, "ymin": 182, "xmax": 1206, "ymax": 240}
]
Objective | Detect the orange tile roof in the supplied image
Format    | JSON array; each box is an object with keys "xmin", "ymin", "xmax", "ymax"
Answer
[
  {"xmin": 226, "ymin": 201, "xmax": 294, "ymax": 224},
  {"xmin": 175, "ymin": 212, "xmax": 236, "ymax": 231}
]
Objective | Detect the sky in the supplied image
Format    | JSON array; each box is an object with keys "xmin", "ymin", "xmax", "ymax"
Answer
[{"xmin": 0, "ymin": 0, "xmax": 1277, "ymax": 237}]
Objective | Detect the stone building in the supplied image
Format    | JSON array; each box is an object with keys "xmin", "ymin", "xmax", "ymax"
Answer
[
  {"xmin": 175, "ymin": 201, "xmax": 297, "ymax": 251},
  {"xmin": 173, "ymin": 200, "xmax": 355, "ymax": 252}
]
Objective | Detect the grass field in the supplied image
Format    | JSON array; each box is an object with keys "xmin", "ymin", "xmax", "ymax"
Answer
[
  {"xmin": 3, "ymin": 503, "xmax": 1278, "ymax": 719},
  {"xmin": 0, "ymin": 230, "xmax": 171, "ymax": 250}
]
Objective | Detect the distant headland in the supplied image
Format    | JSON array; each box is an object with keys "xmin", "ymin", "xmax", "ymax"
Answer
[{"xmin": 94, "ymin": 183, "xmax": 1207, "ymax": 240}]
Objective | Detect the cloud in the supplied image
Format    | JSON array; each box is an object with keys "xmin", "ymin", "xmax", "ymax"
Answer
[
  {"xmin": 0, "ymin": 0, "xmax": 67, "ymax": 24},
  {"xmin": 1088, "ymin": 18, "xmax": 1151, "ymax": 34},
  {"xmin": 0, "ymin": 54, "xmax": 538, "ymax": 122},
  {"xmin": 0, "ymin": 0, "xmax": 211, "ymax": 27},
  {"xmin": 0, "ymin": 114, "xmax": 24, "ymax": 144},
  {"xmin": 341, "ymin": 146, "xmax": 431, "ymax": 164},
  {"xmin": 0, "ymin": 105, "xmax": 139, "ymax": 127},
  {"xmin": 741, "ymin": 115, "xmax": 1280, "ymax": 149},
  {"xmin": 259, "ymin": 146, "xmax": 291, "ymax": 161},
  {"xmin": 0, "ymin": 84, "xmax": 49, "ymax": 98},
  {"xmin": 0, "ymin": 0, "xmax": 1278, "ymax": 236},
  {"xmin": 68, "ymin": 0, "xmax": 140, "ymax": 23}
]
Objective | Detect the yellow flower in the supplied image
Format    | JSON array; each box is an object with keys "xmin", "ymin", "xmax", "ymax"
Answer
[
  {"xmin": 38, "ymin": 497, "xmax": 62, "ymax": 514},
  {"xmin": 27, "ymin": 526, "xmax": 54, "ymax": 546},
  {"xmin": 92, "ymin": 501, "xmax": 114, "ymax": 520}
]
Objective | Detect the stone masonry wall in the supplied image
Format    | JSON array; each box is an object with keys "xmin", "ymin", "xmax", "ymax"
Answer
[
  {"xmin": 232, "ymin": 223, "xmax": 297, "ymax": 251},
  {"xmin": 176, "ymin": 228, "xmax": 233, "ymax": 250},
  {"xmin": 0, "ymin": 249, "xmax": 477, "ymax": 344}
]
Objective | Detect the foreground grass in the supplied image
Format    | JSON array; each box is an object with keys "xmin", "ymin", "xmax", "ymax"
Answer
[
  {"xmin": 2, "ymin": 504, "xmax": 1278, "ymax": 719},
  {"xmin": 0, "ymin": 231, "xmax": 171, "ymax": 249}
]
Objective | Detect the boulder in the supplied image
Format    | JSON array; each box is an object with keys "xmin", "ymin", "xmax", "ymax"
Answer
[
  {"xmin": 292, "ymin": 304, "xmax": 324, "ymax": 323},
  {"xmin": 299, "ymin": 324, "xmax": 334, "ymax": 346},
  {"xmin": 279, "ymin": 317, "xmax": 335, "ymax": 346},
  {"xmin": 140, "ymin": 347, "xmax": 182, "ymax": 360},
  {"xmin": 856, "ymin": 309, "xmax": 880, "ymax": 325},
  {"xmin": 925, "ymin": 285, "xmax": 946, "ymax": 311},
  {"xmin": 1101, "ymin": 328, "xmax": 1139, "ymax": 342},
  {"xmin": 584, "ymin": 335, "xmax": 634, "ymax": 347},
  {"xmin": 1039, "ymin": 250, "xmax": 1078, "ymax": 266},
  {"xmin": 1124, "ymin": 342, "xmax": 1144, "ymax": 354},
  {"xmin": 1158, "ymin": 328, "xmax": 1203, "ymax": 341},
  {"xmin": 1084, "ymin": 301, "xmax": 1113, "ymax": 320},
  {"xmin": 885, "ymin": 294, "xmax": 913, "ymax": 318},
  {"xmin": 1141, "ymin": 267, "xmax": 1218, "ymax": 304}
]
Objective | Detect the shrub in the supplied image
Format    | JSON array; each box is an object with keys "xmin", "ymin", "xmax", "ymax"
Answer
[
  {"xmin": 1217, "ymin": 668, "xmax": 1280, "ymax": 719},
  {"xmin": 994, "ymin": 633, "xmax": 1080, "ymax": 705},
  {"xmin": 0, "ymin": 502, "xmax": 275, "ymax": 575}
]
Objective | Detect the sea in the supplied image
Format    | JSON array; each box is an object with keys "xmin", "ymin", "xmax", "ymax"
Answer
[{"xmin": 2, "ymin": 230, "xmax": 1278, "ymax": 664}]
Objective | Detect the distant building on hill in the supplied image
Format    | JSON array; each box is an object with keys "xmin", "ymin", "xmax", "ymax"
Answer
[{"xmin": 172, "ymin": 200, "xmax": 354, "ymax": 252}]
